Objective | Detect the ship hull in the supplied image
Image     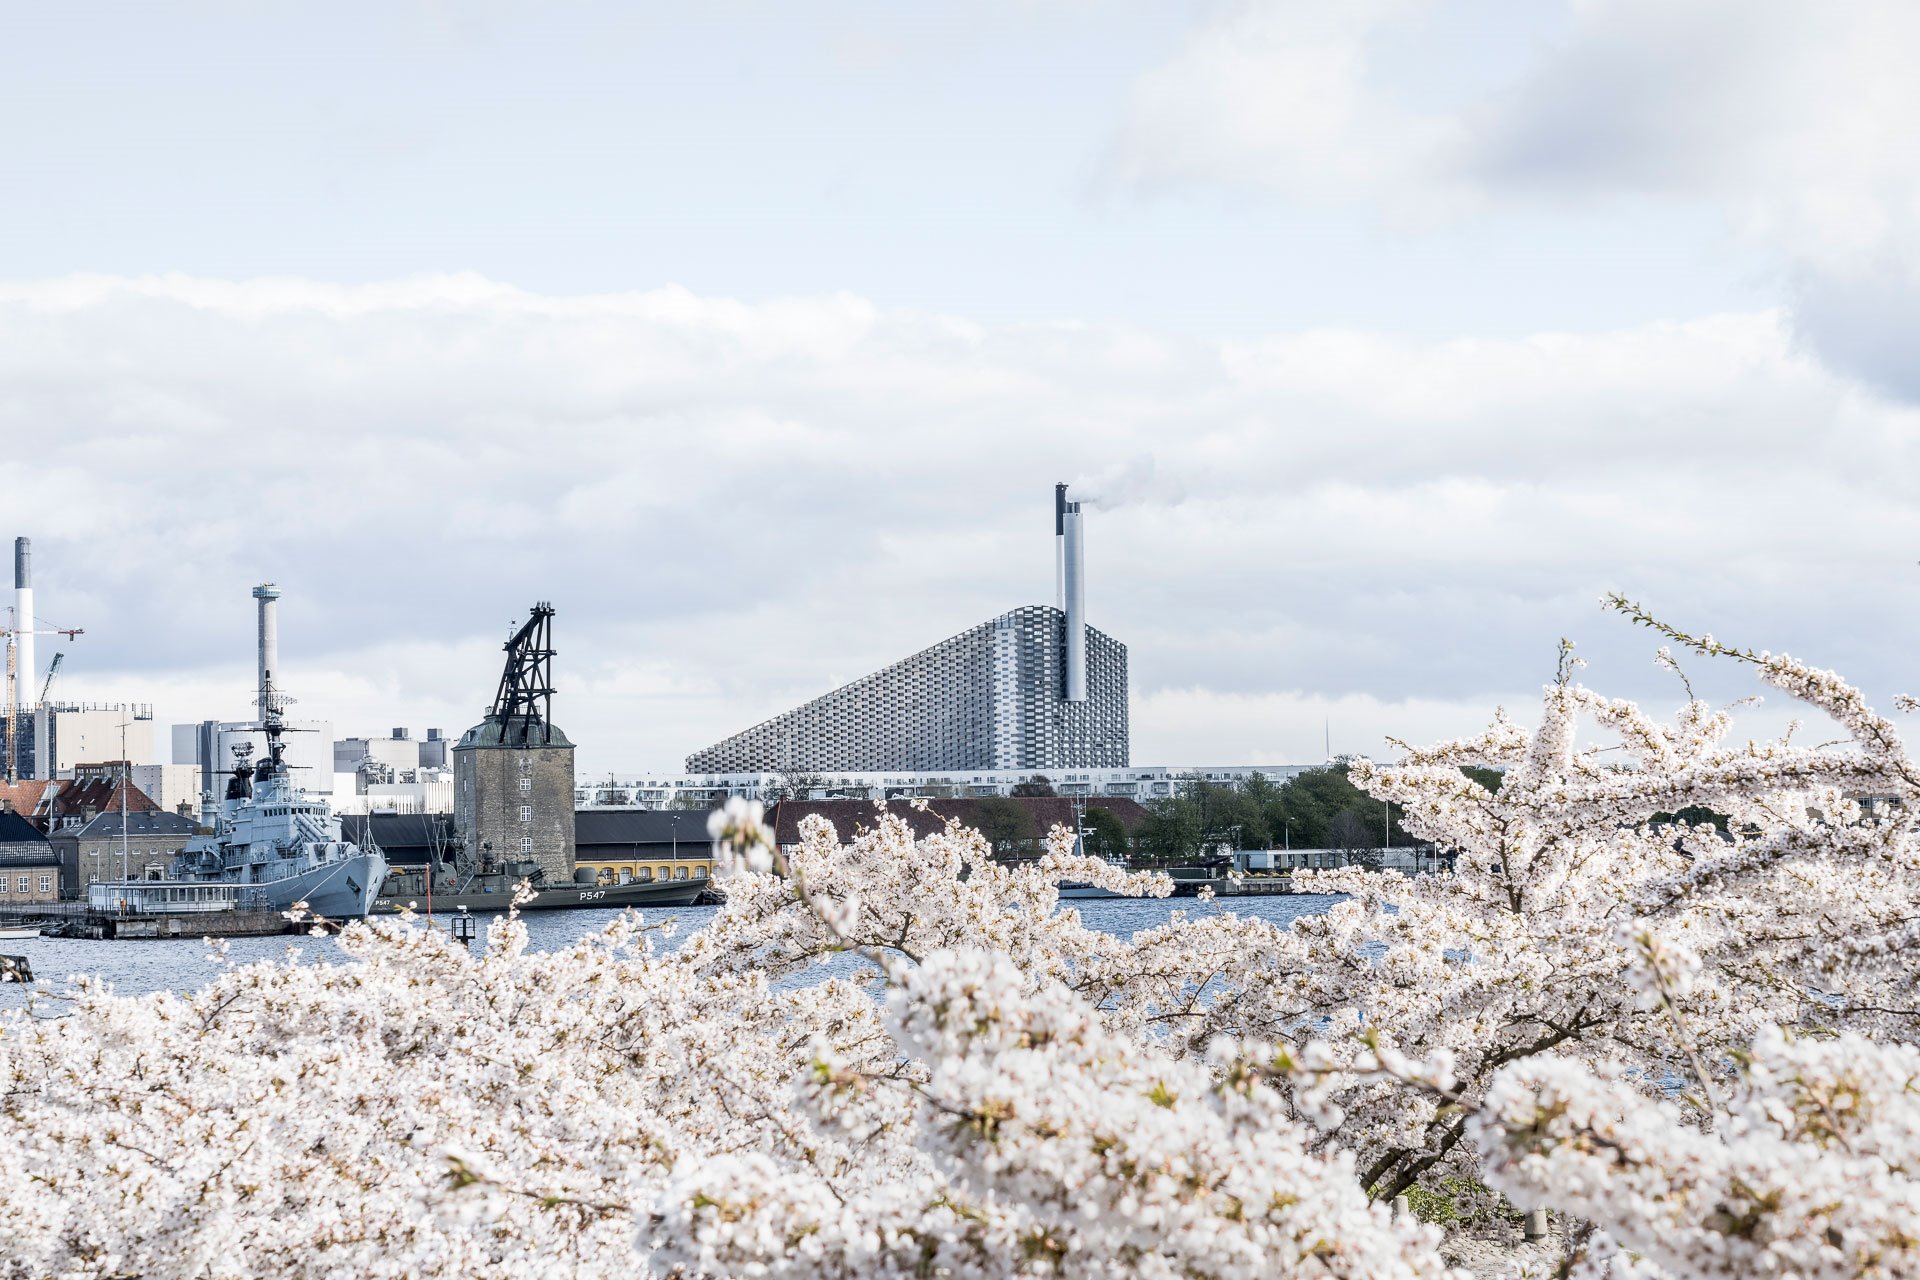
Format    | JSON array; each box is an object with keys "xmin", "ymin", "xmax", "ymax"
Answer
[
  {"xmin": 371, "ymin": 877, "xmax": 709, "ymax": 915},
  {"xmin": 1056, "ymin": 883, "xmax": 1121, "ymax": 900},
  {"xmin": 280, "ymin": 853, "xmax": 388, "ymax": 919}
]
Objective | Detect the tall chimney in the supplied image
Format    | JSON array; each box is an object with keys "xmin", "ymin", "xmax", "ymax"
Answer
[
  {"xmin": 1054, "ymin": 482, "xmax": 1068, "ymax": 613},
  {"xmin": 252, "ymin": 583, "xmax": 282, "ymax": 719},
  {"xmin": 1061, "ymin": 490, "xmax": 1087, "ymax": 702},
  {"xmin": 13, "ymin": 538, "xmax": 33, "ymax": 710}
]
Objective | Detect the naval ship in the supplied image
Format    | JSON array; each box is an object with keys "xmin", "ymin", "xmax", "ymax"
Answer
[
  {"xmin": 370, "ymin": 859, "xmax": 708, "ymax": 914},
  {"xmin": 168, "ymin": 705, "xmax": 389, "ymax": 919}
]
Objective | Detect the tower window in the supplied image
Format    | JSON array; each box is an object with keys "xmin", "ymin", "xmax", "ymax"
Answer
[
  {"xmin": 519, "ymin": 776, "xmax": 531, "ymax": 793},
  {"xmin": 520, "ymin": 837, "xmax": 533, "ymax": 853},
  {"xmin": 519, "ymin": 805, "xmax": 533, "ymax": 822}
]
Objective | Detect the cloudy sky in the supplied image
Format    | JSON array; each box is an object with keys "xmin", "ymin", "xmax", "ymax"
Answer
[{"xmin": 4, "ymin": 1, "xmax": 1917, "ymax": 774}]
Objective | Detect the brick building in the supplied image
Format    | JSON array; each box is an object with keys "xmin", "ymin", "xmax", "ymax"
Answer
[
  {"xmin": 0, "ymin": 811, "xmax": 61, "ymax": 906},
  {"xmin": 453, "ymin": 717, "xmax": 576, "ymax": 886},
  {"xmin": 49, "ymin": 810, "xmax": 199, "ymax": 891}
]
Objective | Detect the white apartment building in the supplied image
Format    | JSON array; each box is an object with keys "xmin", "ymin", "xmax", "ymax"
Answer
[{"xmin": 575, "ymin": 764, "xmax": 1322, "ymax": 810}]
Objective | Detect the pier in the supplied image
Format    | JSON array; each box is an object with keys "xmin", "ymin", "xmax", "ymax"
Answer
[{"xmin": 21, "ymin": 884, "xmax": 297, "ymax": 939}]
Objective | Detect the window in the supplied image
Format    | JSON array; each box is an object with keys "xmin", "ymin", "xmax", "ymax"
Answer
[
  {"xmin": 519, "ymin": 805, "xmax": 533, "ymax": 823},
  {"xmin": 15, "ymin": 875, "xmax": 27, "ymax": 893},
  {"xmin": 519, "ymin": 837, "xmax": 533, "ymax": 853},
  {"xmin": 88, "ymin": 873, "xmax": 99, "ymax": 885},
  {"xmin": 518, "ymin": 776, "xmax": 531, "ymax": 793},
  {"xmin": 39, "ymin": 875, "xmax": 52, "ymax": 893}
]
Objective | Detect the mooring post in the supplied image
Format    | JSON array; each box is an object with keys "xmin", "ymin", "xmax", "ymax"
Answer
[
  {"xmin": 1524, "ymin": 1208, "xmax": 1550, "ymax": 1241},
  {"xmin": 1392, "ymin": 1194, "xmax": 1410, "ymax": 1220}
]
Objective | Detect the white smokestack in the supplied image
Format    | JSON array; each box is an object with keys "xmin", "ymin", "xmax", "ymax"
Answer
[
  {"xmin": 1054, "ymin": 482, "xmax": 1067, "ymax": 612},
  {"xmin": 1062, "ymin": 494, "xmax": 1087, "ymax": 702},
  {"xmin": 252, "ymin": 583, "xmax": 282, "ymax": 719},
  {"xmin": 13, "ymin": 538, "xmax": 33, "ymax": 709}
]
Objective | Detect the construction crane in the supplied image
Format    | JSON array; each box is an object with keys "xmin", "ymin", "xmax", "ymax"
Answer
[
  {"xmin": 37, "ymin": 651, "xmax": 63, "ymax": 706},
  {"xmin": 3, "ymin": 623, "xmax": 83, "ymax": 785}
]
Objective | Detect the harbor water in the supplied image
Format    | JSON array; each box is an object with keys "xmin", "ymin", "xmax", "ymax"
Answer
[{"xmin": 0, "ymin": 894, "xmax": 1341, "ymax": 1006}]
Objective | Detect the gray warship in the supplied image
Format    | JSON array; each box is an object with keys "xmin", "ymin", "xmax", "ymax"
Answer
[
  {"xmin": 164, "ymin": 583, "xmax": 386, "ymax": 919},
  {"xmin": 170, "ymin": 715, "xmax": 388, "ymax": 919}
]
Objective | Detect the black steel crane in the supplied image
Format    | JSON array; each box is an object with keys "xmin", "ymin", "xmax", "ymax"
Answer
[{"xmin": 488, "ymin": 603, "xmax": 557, "ymax": 744}]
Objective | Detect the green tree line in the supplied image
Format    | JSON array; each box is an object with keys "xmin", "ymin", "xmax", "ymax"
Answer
[{"xmin": 1126, "ymin": 764, "xmax": 1502, "ymax": 865}]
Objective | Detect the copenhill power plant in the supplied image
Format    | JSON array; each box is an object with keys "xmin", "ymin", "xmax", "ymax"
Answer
[{"xmin": 685, "ymin": 482, "xmax": 1128, "ymax": 773}]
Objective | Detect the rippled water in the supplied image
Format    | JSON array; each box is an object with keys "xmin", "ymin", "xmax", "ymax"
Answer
[{"xmin": 0, "ymin": 893, "xmax": 1341, "ymax": 1006}]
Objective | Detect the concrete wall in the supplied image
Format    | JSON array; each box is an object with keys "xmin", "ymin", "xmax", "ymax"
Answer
[
  {"xmin": 39, "ymin": 709, "xmax": 157, "ymax": 776},
  {"xmin": 454, "ymin": 741, "xmax": 575, "ymax": 884}
]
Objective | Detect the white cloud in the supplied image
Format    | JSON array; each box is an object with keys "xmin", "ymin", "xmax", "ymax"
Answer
[
  {"xmin": 1107, "ymin": 0, "xmax": 1468, "ymax": 211},
  {"xmin": 1109, "ymin": 0, "xmax": 1920, "ymax": 396},
  {"xmin": 4, "ymin": 273, "xmax": 1916, "ymax": 773}
]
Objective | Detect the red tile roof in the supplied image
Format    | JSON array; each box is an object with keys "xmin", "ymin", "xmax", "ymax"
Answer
[{"xmin": 0, "ymin": 779, "xmax": 57, "ymax": 820}]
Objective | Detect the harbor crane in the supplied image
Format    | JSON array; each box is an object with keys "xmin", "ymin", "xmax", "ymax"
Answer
[
  {"xmin": 3, "ymin": 621, "xmax": 84, "ymax": 785},
  {"xmin": 37, "ymin": 651, "xmax": 64, "ymax": 706}
]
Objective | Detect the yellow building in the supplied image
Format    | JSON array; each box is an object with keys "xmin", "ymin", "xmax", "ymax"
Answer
[{"xmin": 572, "ymin": 810, "xmax": 713, "ymax": 889}]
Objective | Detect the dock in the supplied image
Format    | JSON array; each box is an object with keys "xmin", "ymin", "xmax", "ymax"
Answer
[{"xmin": 25, "ymin": 883, "xmax": 298, "ymax": 939}]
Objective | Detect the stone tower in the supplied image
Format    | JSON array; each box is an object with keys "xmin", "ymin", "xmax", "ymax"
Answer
[{"xmin": 453, "ymin": 604, "xmax": 576, "ymax": 885}]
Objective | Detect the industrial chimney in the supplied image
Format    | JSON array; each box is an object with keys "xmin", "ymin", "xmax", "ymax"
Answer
[
  {"xmin": 252, "ymin": 583, "xmax": 282, "ymax": 719},
  {"xmin": 1057, "ymin": 484, "xmax": 1087, "ymax": 702},
  {"xmin": 13, "ymin": 538, "xmax": 33, "ymax": 709}
]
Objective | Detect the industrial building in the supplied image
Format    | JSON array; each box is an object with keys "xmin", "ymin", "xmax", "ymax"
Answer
[
  {"xmin": 6, "ymin": 535, "xmax": 155, "ymax": 785},
  {"xmin": 687, "ymin": 484, "xmax": 1128, "ymax": 773}
]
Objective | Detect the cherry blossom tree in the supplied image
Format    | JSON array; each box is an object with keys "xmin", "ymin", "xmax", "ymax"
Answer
[{"xmin": 4, "ymin": 599, "xmax": 1919, "ymax": 1278}]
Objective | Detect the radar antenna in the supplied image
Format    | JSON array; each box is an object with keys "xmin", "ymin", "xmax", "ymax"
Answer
[{"xmin": 489, "ymin": 603, "xmax": 557, "ymax": 744}]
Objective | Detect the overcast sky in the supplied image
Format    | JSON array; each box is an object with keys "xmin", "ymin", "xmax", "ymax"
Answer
[{"xmin": 4, "ymin": 1, "xmax": 1918, "ymax": 774}]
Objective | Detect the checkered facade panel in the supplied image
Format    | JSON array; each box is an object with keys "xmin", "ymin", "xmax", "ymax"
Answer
[{"xmin": 686, "ymin": 606, "xmax": 1127, "ymax": 772}]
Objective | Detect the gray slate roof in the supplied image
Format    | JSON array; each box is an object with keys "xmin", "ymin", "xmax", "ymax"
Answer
[
  {"xmin": 65, "ymin": 810, "xmax": 198, "ymax": 841},
  {"xmin": 0, "ymin": 810, "xmax": 49, "ymax": 847},
  {"xmin": 458, "ymin": 716, "xmax": 574, "ymax": 749},
  {"xmin": 575, "ymin": 809, "xmax": 713, "ymax": 853}
]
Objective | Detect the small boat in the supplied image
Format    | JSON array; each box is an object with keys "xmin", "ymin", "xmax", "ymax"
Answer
[
  {"xmin": 1056, "ymin": 854, "xmax": 1131, "ymax": 900},
  {"xmin": 0, "ymin": 923, "xmax": 41, "ymax": 939}
]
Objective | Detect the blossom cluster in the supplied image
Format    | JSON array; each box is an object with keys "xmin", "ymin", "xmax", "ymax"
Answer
[{"xmin": 3, "ymin": 611, "xmax": 1918, "ymax": 1278}]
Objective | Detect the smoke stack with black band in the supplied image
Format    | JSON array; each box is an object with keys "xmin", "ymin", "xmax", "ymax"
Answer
[
  {"xmin": 13, "ymin": 538, "xmax": 32, "ymax": 709},
  {"xmin": 1059, "ymin": 487, "xmax": 1087, "ymax": 702}
]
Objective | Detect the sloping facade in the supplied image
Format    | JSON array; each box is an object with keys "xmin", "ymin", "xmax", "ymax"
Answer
[{"xmin": 686, "ymin": 606, "xmax": 1128, "ymax": 773}]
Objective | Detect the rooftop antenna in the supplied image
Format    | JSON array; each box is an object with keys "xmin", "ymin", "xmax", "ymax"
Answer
[{"xmin": 119, "ymin": 717, "xmax": 131, "ymax": 882}]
